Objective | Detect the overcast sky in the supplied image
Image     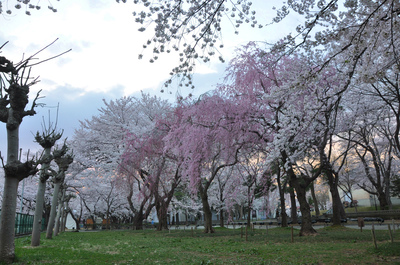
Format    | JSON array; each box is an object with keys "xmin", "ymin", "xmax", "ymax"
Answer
[{"xmin": 0, "ymin": 0, "xmax": 297, "ymax": 154}]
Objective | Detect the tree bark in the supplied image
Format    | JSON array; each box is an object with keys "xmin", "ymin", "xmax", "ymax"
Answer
[
  {"xmin": 156, "ymin": 201, "xmax": 169, "ymax": 231},
  {"xmin": 276, "ymin": 168, "xmax": 288, "ymax": 227},
  {"xmin": 310, "ymin": 181, "xmax": 320, "ymax": 217},
  {"xmin": 31, "ymin": 177, "xmax": 47, "ymax": 246},
  {"xmin": 282, "ymin": 152, "xmax": 317, "ymax": 236},
  {"xmin": 46, "ymin": 181, "xmax": 61, "ymax": 239},
  {"xmin": 291, "ymin": 176, "xmax": 316, "ymax": 236},
  {"xmin": 289, "ymin": 187, "xmax": 298, "ymax": 224},
  {"xmin": 0, "ymin": 123, "xmax": 37, "ymax": 262},
  {"xmin": 219, "ymin": 208, "xmax": 224, "ymax": 227},
  {"xmin": 53, "ymin": 189, "xmax": 65, "ymax": 236},
  {"xmin": 199, "ymin": 189, "xmax": 214, "ymax": 233},
  {"xmin": 0, "ymin": 176, "xmax": 19, "ymax": 263},
  {"xmin": 326, "ymin": 170, "xmax": 346, "ymax": 226}
]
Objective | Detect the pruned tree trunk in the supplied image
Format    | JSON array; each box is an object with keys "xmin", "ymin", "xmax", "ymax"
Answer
[
  {"xmin": 53, "ymin": 189, "xmax": 65, "ymax": 236},
  {"xmin": 46, "ymin": 181, "xmax": 61, "ymax": 239},
  {"xmin": 31, "ymin": 177, "xmax": 47, "ymax": 246},
  {"xmin": 0, "ymin": 122, "xmax": 38, "ymax": 263},
  {"xmin": 31, "ymin": 123, "xmax": 63, "ymax": 246},
  {"xmin": 0, "ymin": 176, "xmax": 20, "ymax": 263}
]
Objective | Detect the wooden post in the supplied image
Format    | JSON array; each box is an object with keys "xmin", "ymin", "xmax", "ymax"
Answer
[
  {"xmin": 371, "ymin": 224, "xmax": 377, "ymax": 249},
  {"xmin": 388, "ymin": 224, "xmax": 394, "ymax": 243},
  {"xmin": 266, "ymin": 224, "xmax": 268, "ymax": 236},
  {"xmin": 191, "ymin": 227, "xmax": 194, "ymax": 237},
  {"xmin": 291, "ymin": 225, "xmax": 294, "ymax": 243},
  {"xmin": 245, "ymin": 226, "xmax": 248, "ymax": 242},
  {"xmin": 358, "ymin": 217, "xmax": 364, "ymax": 233},
  {"xmin": 241, "ymin": 226, "xmax": 243, "ymax": 238}
]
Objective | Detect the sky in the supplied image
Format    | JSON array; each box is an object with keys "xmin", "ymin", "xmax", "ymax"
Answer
[{"xmin": 0, "ymin": 0, "xmax": 298, "ymax": 154}]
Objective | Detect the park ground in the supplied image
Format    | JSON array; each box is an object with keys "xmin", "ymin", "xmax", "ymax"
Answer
[{"xmin": 11, "ymin": 225, "xmax": 400, "ymax": 265}]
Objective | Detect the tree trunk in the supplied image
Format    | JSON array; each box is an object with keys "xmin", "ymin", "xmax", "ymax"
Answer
[
  {"xmin": 293, "ymin": 178, "xmax": 316, "ymax": 236},
  {"xmin": 0, "ymin": 124, "xmax": 22, "ymax": 263},
  {"xmin": 377, "ymin": 192, "xmax": 389, "ymax": 210},
  {"xmin": 53, "ymin": 202, "xmax": 62, "ymax": 236},
  {"xmin": 219, "ymin": 208, "xmax": 224, "ymax": 227},
  {"xmin": 61, "ymin": 201, "xmax": 67, "ymax": 232},
  {"xmin": 200, "ymin": 191, "xmax": 214, "ymax": 233},
  {"xmin": 310, "ymin": 181, "xmax": 320, "ymax": 217},
  {"xmin": 156, "ymin": 202, "xmax": 169, "ymax": 231},
  {"xmin": 53, "ymin": 190, "xmax": 65, "ymax": 236},
  {"xmin": 326, "ymin": 171, "xmax": 346, "ymax": 226},
  {"xmin": 289, "ymin": 187, "xmax": 298, "ymax": 224},
  {"xmin": 288, "ymin": 173, "xmax": 316, "ymax": 235},
  {"xmin": 276, "ymin": 170, "xmax": 288, "ymax": 227},
  {"xmin": 69, "ymin": 209, "xmax": 81, "ymax": 230},
  {"xmin": 0, "ymin": 176, "xmax": 19, "ymax": 263},
  {"xmin": 31, "ymin": 178, "xmax": 47, "ymax": 246},
  {"xmin": 46, "ymin": 181, "xmax": 61, "ymax": 239}
]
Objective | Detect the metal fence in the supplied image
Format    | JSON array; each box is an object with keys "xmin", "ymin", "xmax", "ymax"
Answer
[{"xmin": 0, "ymin": 210, "xmax": 46, "ymax": 237}]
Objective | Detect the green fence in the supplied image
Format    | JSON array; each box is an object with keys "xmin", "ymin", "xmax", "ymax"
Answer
[
  {"xmin": 15, "ymin": 212, "xmax": 47, "ymax": 236},
  {"xmin": 0, "ymin": 210, "xmax": 46, "ymax": 236}
]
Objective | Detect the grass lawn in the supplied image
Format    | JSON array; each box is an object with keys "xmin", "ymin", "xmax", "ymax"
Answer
[{"xmin": 12, "ymin": 226, "xmax": 400, "ymax": 265}]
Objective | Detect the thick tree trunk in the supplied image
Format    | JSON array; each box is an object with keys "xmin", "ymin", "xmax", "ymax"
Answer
[
  {"xmin": 293, "ymin": 179, "xmax": 316, "ymax": 236},
  {"xmin": 46, "ymin": 181, "xmax": 61, "ymax": 239},
  {"xmin": 200, "ymin": 192, "xmax": 214, "ymax": 233},
  {"xmin": 326, "ymin": 171, "xmax": 346, "ymax": 226},
  {"xmin": 287, "ymin": 171, "xmax": 317, "ymax": 235},
  {"xmin": 377, "ymin": 192, "xmax": 389, "ymax": 210},
  {"xmin": 31, "ymin": 178, "xmax": 47, "ymax": 246},
  {"xmin": 0, "ymin": 176, "xmax": 19, "ymax": 263},
  {"xmin": 132, "ymin": 212, "xmax": 144, "ymax": 230},
  {"xmin": 0, "ymin": 124, "xmax": 22, "ymax": 263},
  {"xmin": 156, "ymin": 202, "xmax": 169, "ymax": 231}
]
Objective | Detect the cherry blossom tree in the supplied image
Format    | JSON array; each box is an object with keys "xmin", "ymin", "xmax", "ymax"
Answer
[
  {"xmin": 120, "ymin": 134, "xmax": 181, "ymax": 231},
  {"xmin": 72, "ymin": 93, "xmax": 171, "ymax": 229},
  {"xmin": 218, "ymin": 40, "xmax": 356, "ymax": 234},
  {"xmin": 163, "ymin": 93, "xmax": 261, "ymax": 233}
]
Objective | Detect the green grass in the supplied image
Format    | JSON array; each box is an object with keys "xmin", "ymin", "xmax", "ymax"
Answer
[{"xmin": 12, "ymin": 226, "xmax": 400, "ymax": 265}]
